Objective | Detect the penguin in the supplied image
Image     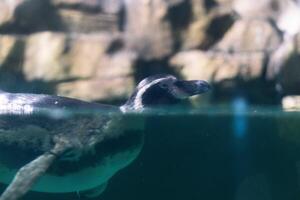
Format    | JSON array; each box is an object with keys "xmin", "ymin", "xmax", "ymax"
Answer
[{"xmin": 0, "ymin": 74, "xmax": 210, "ymax": 200}]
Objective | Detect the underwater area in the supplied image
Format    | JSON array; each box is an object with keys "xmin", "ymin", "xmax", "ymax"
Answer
[
  {"xmin": 1, "ymin": 104, "xmax": 300, "ymax": 200},
  {"xmin": 100, "ymin": 107, "xmax": 300, "ymax": 200}
]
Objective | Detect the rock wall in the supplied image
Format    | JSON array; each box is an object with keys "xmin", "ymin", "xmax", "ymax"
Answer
[{"xmin": 0, "ymin": 0, "xmax": 299, "ymax": 104}]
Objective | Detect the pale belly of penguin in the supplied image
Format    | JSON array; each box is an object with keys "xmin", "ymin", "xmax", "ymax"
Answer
[{"xmin": 0, "ymin": 130, "xmax": 143, "ymax": 193}]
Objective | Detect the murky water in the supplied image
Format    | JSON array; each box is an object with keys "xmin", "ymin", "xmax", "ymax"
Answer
[{"xmin": 1, "ymin": 105, "xmax": 300, "ymax": 200}]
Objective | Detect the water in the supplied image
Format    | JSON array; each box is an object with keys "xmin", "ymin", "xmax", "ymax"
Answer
[{"xmin": 1, "ymin": 105, "xmax": 300, "ymax": 200}]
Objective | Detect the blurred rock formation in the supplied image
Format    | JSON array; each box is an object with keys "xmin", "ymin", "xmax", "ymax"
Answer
[{"xmin": 0, "ymin": 0, "xmax": 299, "ymax": 105}]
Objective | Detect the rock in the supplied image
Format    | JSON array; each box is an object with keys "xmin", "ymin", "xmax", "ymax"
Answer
[
  {"xmin": 266, "ymin": 36, "xmax": 294, "ymax": 81},
  {"xmin": 21, "ymin": 31, "xmax": 137, "ymax": 101},
  {"xmin": 52, "ymin": 0, "xmax": 102, "ymax": 8},
  {"xmin": 276, "ymin": 53, "xmax": 300, "ymax": 94},
  {"xmin": 124, "ymin": 0, "xmax": 234, "ymax": 60},
  {"xmin": 68, "ymin": 39, "xmax": 136, "ymax": 79},
  {"xmin": 94, "ymin": 51, "xmax": 137, "ymax": 78},
  {"xmin": 180, "ymin": 0, "xmax": 234, "ymax": 50},
  {"xmin": 51, "ymin": 0, "xmax": 122, "ymax": 32},
  {"xmin": 100, "ymin": 0, "xmax": 123, "ymax": 14},
  {"xmin": 66, "ymin": 33, "xmax": 122, "ymax": 79},
  {"xmin": 124, "ymin": 0, "xmax": 234, "ymax": 57},
  {"xmin": 233, "ymin": 0, "xmax": 280, "ymax": 19},
  {"xmin": 276, "ymin": 0, "xmax": 300, "ymax": 36},
  {"xmin": 266, "ymin": 33, "xmax": 300, "ymax": 94},
  {"xmin": 170, "ymin": 50, "xmax": 272, "ymax": 103},
  {"xmin": 211, "ymin": 18, "xmax": 281, "ymax": 100},
  {"xmin": 0, "ymin": 1, "xmax": 17, "ymax": 26},
  {"xmin": 56, "ymin": 9, "xmax": 118, "ymax": 33},
  {"xmin": 1, "ymin": 0, "xmax": 296, "ymax": 104},
  {"xmin": 124, "ymin": 0, "xmax": 175, "ymax": 60},
  {"xmin": 233, "ymin": 0, "xmax": 300, "ymax": 33},
  {"xmin": 0, "ymin": 0, "xmax": 58, "ymax": 33},
  {"xmin": 0, "ymin": 34, "xmax": 26, "ymax": 92},
  {"xmin": 23, "ymin": 32, "xmax": 134, "ymax": 82},
  {"xmin": 170, "ymin": 50, "xmax": 217, "ymax": 81},
  {"xmin": 0, "ymin": 35, "xmax": 20, "ymax": 67},
  {"xmin": 282, "ymin": 95, "xmax": 300, "ymax": 110},
  {"xmin": 0, "ymin": 0, "xmax": 119, "ymax": 33},
  {"xmin": 56, "ymin": 76, "xmax": 134, "ymax": 101},
  {"xmin": 262, "ymin": 1, "xmax": 300, "ymax": 94},
  {"xmin": 23, "ymin": 32, "xmax": 68, "ymax": 81},
  {"xmin": 215, "ymin": 0, "xmax": 233, "ymax": 4},
  {"xmin": 52, "ymin": 0, "xmax": 123, "ymax": 14},
  {"xmin": 214, "ymin": 19, "xmax": 281, "ymax": 52},
  {"xmin": 177, "ymin": 0, "xmax": 209, "ymax": 50},
  {"xmin": 170, "ymin": 50, "xmax": 265, "ymax": 82}
]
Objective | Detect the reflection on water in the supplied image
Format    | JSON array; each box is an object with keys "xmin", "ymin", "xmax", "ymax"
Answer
[
  {"xmin": 232, "ymin": 97, "xmax": 248, "ymax": 139},
  {"xmin": 1, "ymin": 106, "xmax": 300, "ymax": 200}
]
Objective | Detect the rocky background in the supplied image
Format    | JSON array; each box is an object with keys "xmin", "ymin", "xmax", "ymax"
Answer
[{"xmin": 0, "ymin": 0, "xmax": 300, "ymax": 107}]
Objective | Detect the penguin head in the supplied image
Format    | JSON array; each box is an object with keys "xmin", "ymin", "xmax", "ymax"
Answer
[{"xmin": 121, "ymin": 74, "xmax": 211, "ymax": 111}]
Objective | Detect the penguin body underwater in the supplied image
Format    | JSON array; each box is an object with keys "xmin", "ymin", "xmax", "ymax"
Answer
[{"xmin": 0, "ymin": 74, "xmax": 210, "ymax": 200}]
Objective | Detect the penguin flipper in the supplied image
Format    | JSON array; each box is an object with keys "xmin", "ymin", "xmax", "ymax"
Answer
[
  {"xmin": 0, "ymin": 152, "xmax": 57, "ymax": 200},
  {"xmin": 0, "ymin": 138, "xmax": 70, "ymax": 200}
]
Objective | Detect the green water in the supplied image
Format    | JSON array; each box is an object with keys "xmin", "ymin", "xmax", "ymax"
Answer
[
  {"xmin": 104, "ymin": 106, "xmax": 300, "ymax": 200},
  {"xmin": 1, "ymin": 105, "xmax": 300, "ymax": 200}
]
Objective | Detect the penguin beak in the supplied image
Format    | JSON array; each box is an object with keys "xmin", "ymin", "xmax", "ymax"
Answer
[
  {"xmin": 193, "ymin": 80, "xmax": 211, "ymax": 94},
  {"xmin": 173, "ymin": 80, "xmax": 211, "ymax": 99}
]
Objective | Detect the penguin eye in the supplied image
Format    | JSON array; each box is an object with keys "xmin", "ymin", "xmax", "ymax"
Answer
[{"xmin": 159, "ymin": 83, "xmax": 168, "ymax": 89}]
